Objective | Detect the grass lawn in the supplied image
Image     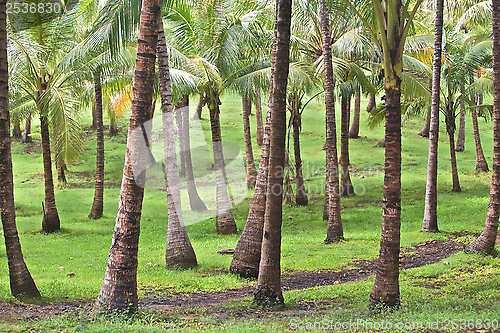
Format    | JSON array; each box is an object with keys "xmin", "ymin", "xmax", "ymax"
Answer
[{"xmin": 0, "ymin": 92, "xmax": 499, "ymax": 332}]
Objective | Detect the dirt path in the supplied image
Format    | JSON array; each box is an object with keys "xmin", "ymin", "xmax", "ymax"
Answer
[{"xmin": 0, "ymin": 232, "xmax": 471, "ymax": 321}]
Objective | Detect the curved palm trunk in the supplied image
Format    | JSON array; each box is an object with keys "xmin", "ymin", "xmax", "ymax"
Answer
[
  {"xmin": 291, "ymin": 97, "xmax": 307, "ymax": 206},
  {"xmin": 348, "ymin": 88, "xmax": 361, "ymax": 138},
  {"xmin": 366, "ymin": 93, "xmax": 376, "ymax": 113},
  {"xmin": 418, "ymin": 105, "xmax": 431, "ymax": 137},
  {"xmin": 21, "ymin": 115, "xmax": 32, "ymax": 143},
  {"xmin": 158, "ymin": 23, "xmax": 197, "ymax": 269},
  {"xmin": 321, "ymin": 0, "xmax": 342, "ymax": 242},
  {"xmin": 208, "ymin": 86, "xmax": 237, "ymax": 235},
  {"xmin": 180, "ymin": 96, "xmax": 207, "ymax": 212},
  {"xmin": 467, "ymin": 0, "xmax": 500, "ymax": 253},
  {"xmin": 243, "ymin": 97, "xmax": 257, "ymax": 188},
  {"xmin": 422, "ymin": 0, "xmax": 444, "ymax": 233},
  {"xmin": 0, "ymin": 2, "xmax": 40, "ymax": 298},
  {"xmin": 89, "ymin": 71, "xmax": 105, "ymax": 219},
  {"xmin": 194, "ymin": 94, "xmax": 205, "ymax": 120},
  {"xmin": 446, "ymin": 104, "xmax": 461, "ymax": 192},
  {"xmin": 255, "ymin": 87, "xmax": 264, "ymax": 146},
  {"xmin": 340, "ymin": 94, "xmax": 353, "ymax": 196},
  {"xmin": 96, "ymin": 0, "xmax": 159, "ymax": 314},
  {"xmin": 40, "ymin": 113, "xmax": 60, "ymax": 233},
  {"xmin": 472, "ymin": 100, "xmax": 489, "ymax": 172},
  {"xmin": 254, "ymin": 0, "xmax": 291, "ymax": 307}
]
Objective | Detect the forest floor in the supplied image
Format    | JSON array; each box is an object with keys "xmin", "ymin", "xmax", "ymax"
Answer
[{"xmin": 0, "ymin": 231, "xmax": 475, "ymax": 327}]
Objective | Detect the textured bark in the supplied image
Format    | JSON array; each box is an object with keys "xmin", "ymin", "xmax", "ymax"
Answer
[
  {"xmin": 472, "ymin": 99, "xmax": 489, "ymax": 172},
  {"xmin": 207, "ymin": 86, "xmax": 237, "ymax": 235},
  {"xmin": 96, "ymin": 0, "xmax": 159, "ymax": 314},
  {"xmin": 242, "ymin": 98, "xmax": 257, "ymax": 188},
  {"xmin": 321, "ymin": 0, "xmax": 342, "ymax": 242},
  {"xmin": 12, "ymin": 120, "xmax": 21, "ymax": 139},
  {"xmin": 21, "ymin": 115, "xmax": 32, "ymax": 143},
  {"xmin": 422, "ymin": 0, "xmax": 443, "ymax": 233},
  {"xmin": 446, "ymin": 106, "xmax": 461, "ymax": 192},
  {"xmin": 255, "ymin": 87, "xmax": 264, "ymax": 146},
  {"xmin": 194, "ymin": 94, "xmax": 205, "ymax": 120},
  {"xmin": 175, "ymin": 102, "xmax": 186, "ymax": 178},
  {"xmin": 254, "ymin": 0, "xmax": 290, "ymax": 307},
  {"xmin": 91, "ymin": 99, "xmax": 98, "ymax": 129},
  {"xmin": 467, "ymin": 0, "xmax": 500, "ymax": 253},
  {"xmin": 179, "ymin": 96, "xmax": 207, "ymax": 212},
  {"xmin": 291, "ymin": 95, "xmax": 307, "ymax": 206},
  {"xmin": 418, "ymin": 106, "xmax": 431, "ymax": 137},
  {"xmin": 0, "ymin": 0, "xmax": 41, "ymax": 299},
  {"xmin": 158, "ymin": 23, "xmax": 197, "ymax": 269},
  {"xmin": 348, "ymin": 89, "xmax": 361, "ymax": 138},
  {"xmin": 89, "ymin": 71, "xmax": 105, "ymax": 219},
  {"xmin": 455, "ymin": 110, "xmax": 465, "ymax": 152},
  {"xmin": 366, "ymin": 93, "xmax": 376, "ymax": 113},
  {"xmin": 40, "ymin": 113, "xmax": 60, "ymax": 233},
  {"xmin": 340, "ymin": 94, "xmax": 353, "ymax": 196}
]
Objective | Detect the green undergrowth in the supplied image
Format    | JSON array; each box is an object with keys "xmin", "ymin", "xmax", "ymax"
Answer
[{"xmin": 0, "ymin": 93, "xmax": 498, "ymax": 331}]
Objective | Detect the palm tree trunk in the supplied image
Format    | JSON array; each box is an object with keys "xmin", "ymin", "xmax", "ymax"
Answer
[
  {"xmin": 21, "ymin": 114, "xmax": 32, "ymax": 143},
  {"xmin": 194, "ymin": 94, "xmax": 205, "ymax": 120},
  {"xmin": 12, "ymin": 120, "xmax": 21, "ymax": 139},
  {"xmin": 243, "ymin": 97, "xmax": 257, "ymax": 188},
  {"xmin": 40, "ymin": 113, "xmax": 60, "ymax": 233},
  {"xmin": 255, "ymin": 87, "xmax": 264, "ymax": 146},
  {"xmin": 175, "ymin": 103, "xmax": 186, "ymax": 178},
  {"xmin": 418, "ymin": 106, "xmax": 431, "ymax": 137},
  {"xmin": 321, "ymin": 0, "xmax": 342, "ymax": 242},
  {"xmin": 253, "ymin": 0, "xmax": 291, "ymax": 307},
  {"xmin": 446, "ymin": 104, "xmax": 461, "ymax": 192},
  {"xmin": 0, "ymin": 1, "xmax": 41, "ymax": 298},
  {"xmin": 96, "ymin": 0, "xmax": 159, "ymax": 314},
  {"xmin": 91, "ymin": 100, "xmax": 98, "ymax": 129},
  {"xmin": 108, "ymin": 110, "xmax": 117, "ymax": 137},
  {"xmin": 348, "ymin": 88, "xmax": 360, "ymax": 138},
  {"xmin": 89, "ymin": 70, "xmax": 105, "ymax": 219},
  {"xmin": 366, "ymin": 93, "xmax": 376, "ymax": 113},
  {"xmin": 455, "ymin": 110, "xmax": 465, "ymax": 152},
  {"xmin": 467, "ymin": 0, "xmax": 500, "ymax": 253},
  {"xmin": 158, "ymin": 22, "xmax": 197, "ymax": 269},
  {"xmin": 56, "ymin": 160, "xmax": 67, "ymax": 183},
  {"xmin": 472, "ymin": 98, "xmax": 489, "ymax": 172},
  {"xmin": 340, "ymin": 94, "xmax": 353, "ymax": 196},
  {"xmin": 207, "ymin": 86, "xmax": 237, "ymax": 234},
  {"xmin": 179, "ymin": 96, "xmax": 208, "ymax": 212},
  {"xmin": 292, "ymin": 98, "xmax": 307, "ymax": 206},
  {"xmin": 422, "ymin": 0, "xmax": 443, "ymax": 233}
]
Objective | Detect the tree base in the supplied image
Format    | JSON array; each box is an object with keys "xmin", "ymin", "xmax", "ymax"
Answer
[
  {"xmin": 369, "ymin": 296, "xmax": 400, "ymax": 312},
  {"xmin": 253, "ymin": 285, "xmax": 284, "ymax": 307},
  {"xmin": 216, "ymin": 212, "xmax": 237, "ymax": 234},
  {"xmin": 229, "ymin": 261, "xmax": 259, "ymax": 279},
  {"xmin": 324, "ymin": 236, "xmax": 344, "ymax": 244}
]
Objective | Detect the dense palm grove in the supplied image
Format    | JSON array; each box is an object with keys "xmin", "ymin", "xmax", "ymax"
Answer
[{"xmin": 0, "ymin": 0, "xmax": 499, "ymax": 318}]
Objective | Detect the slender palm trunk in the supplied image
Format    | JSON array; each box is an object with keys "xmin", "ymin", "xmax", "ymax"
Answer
[
  {"xmin": 472, "ymin": 98, "xmax": 489, "ymax": 171},
  {"xmin": 194, "ymin": 94, "xmax": 205, "ymax": 120},
  {"xmin": 366, "ymin": 93, "xmax": 376, "ymax": 113},
  {"xmin": 455, "ymin": 110, "xmax": 465, "ymax": 152},
  {"xmin": 56, "ymin": 160, "xmax": 67, "ymax": 183},
  {"xmin": 422, "ymin": 0, "xmax": 444, "ymax": 233},
  {"xmin": 175, "ymin": 103, "xmax": 186, "ymax": 178},
  {"xmin": 446, "ymin": 102, "xmax": 461, "ymax": 192},
  {"xmin": 12, "ymin": 120, "xmax": 21, "ymax": 139},
  {"xmin": 291, "ymin": 96, "xmax": 307, "ymax": 206},
  {"xmin": 418, "ymin": 106, "xmax": 431, "ymax": 137},
  {"xmin": 89, "ymin": 71, "xmax": 105, "ymax": 219},
  {"xmin": 96, "ymin": 0, "xmax": 159, "ymax": 314},
  {"xmin": 255, "ymin": 87, "xmax": 264, "ymax": 146},
  {"xmin": 21, "ymin": 115, "xmax": 32, "ymax": 143},
  {"xmin": 180, "ymin": 96, "xmax": 207, "ymax": 212},
  {"xmin": 40, "ymin": 112, "xmax": 60, "ymax": 233},
  {"xmin": 254, "ymin": 0, "xmax": 291, "ymax": 307},
  {"xmin": 0, "ymin": 1, "xmax": 40, "ymax": 298},
  {"xmin": 109, "ymin": 110, "xmax": 117, "ymax": 137},
  {"xmin": 349, "ymin": 89, "xmax": 361, "ymax": 138},
  {"xmin": 467, "ymin": 0, "xmax": 500, "ymax": 253},
  {"xmin": 340, "ymin": 94, "xmax": 353, "ymax": 196},
  {"xmin": 158, "ymin": 22, "xmax": 197, "ymax": 269},
  {"xmin": 321, "ymin": 0, "xmax": 342, "ymax": 242},
  {"xmin": 243, "ymin": 97, "xmax": 257, "ymax": 188},
  {"xmin": 207, "ymin": 86, "xmax": 237, "ymax": 234}
]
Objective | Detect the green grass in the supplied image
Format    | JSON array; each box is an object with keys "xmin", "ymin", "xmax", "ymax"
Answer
[{"xmin": 1, "ymin": 92, "xmax": 499, "ymax": 332}]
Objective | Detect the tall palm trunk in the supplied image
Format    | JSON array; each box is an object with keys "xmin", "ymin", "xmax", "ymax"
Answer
[
  {"xmin": 175, "ymin": 103, "xmax": 186, "ymax": 178},
  {"xmin": 194, "ymin": 94, "xmax": 205, "ymax": 120},
  {"xmin": 89, "ymin": 70, "xmax": 105, "ymax": 219},
  {"xmin": 348, "ymin": 88, "xmax": 361, "ymax": 138},
  {"xmin": 40, "ymin": 111, "xmax": 60, "ymax": 233},
  {"xmin": 255, "ymin": 87, "xmax": 264, "ymax": 146},
  {"xmin": 254, "ymin": 0, "xmax": 291, "ymax": 307},
  {"xmin": 21, "ymin": 115, "xmax": 32, "ymax": 143},
  {"xmin": 158, "ymin": 22, "xmax": 197, "ymax": 269},
  {"xmin": 242, "ymin": 98, "xmax": 257, "ymax": 188},
  {"xmin": 0, "ymin": 0, "xmax": 40, "ymax": 298},
  {"xmin": 207, "ymin": 86, "xmax": 237, "ymax": 234},
  {"xmin": 472, "ymin": 97, "xmax": 489, "ymax": 171},
  {"xmin": 455, "ymin": 110, "xmax": 465, "ymax": 152},
  {"xmin": 340, "ymin": 94, "xmax": 353, "ymax": 196},
  {"xmin": 96, "ymin": 0, "xmax": 159, "ymax": 314},
  {"xmin": 446, "ymin": 101, "xmax": 461, "ymax": 192},
  {"xmin": 180, "ymin": 95, "xmax": 207, "ymax": 212},
  {"xmin": 422, "ymin": 0, "xmax": 444, "ymax": 233},
  {"xmin": 466, "ymin": 0, "xmax": 500, "ymax": 253},
  {"xmin": 291, "ymin": 94, "xmax": 307, "ymax": 206},
  {"xmin": 12, "ymin": 120, "xmax": 21, "ymax": 139},
  {"xmin": 321, "ymin": 0, "xmax": 342, "ymax": 242},
  {"xmin": 418, "ymin": 105, "xmax": 431, "ymax": 137}
]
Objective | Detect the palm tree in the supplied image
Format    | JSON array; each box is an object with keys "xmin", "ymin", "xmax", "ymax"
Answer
[
  {"xmin": 96, "ymin": 0, "xmax": 159, "ymax": 314},
  {"xmin": 242, "ymin": 97, "xmax": 257, "ymax": 188},
  {"xmin": 349, "ymin": 88, "xmax": 361, "ymax": 138},
  {"xmin": 0, "ymin": 0, "xmax": 40, "ymax": 299},
  {"xmin": 466, "ymin": 0, "xmax": 500, "ymax": 254},
  {"xmin": 422, "ymin": 0, "xmax": 445, "ymax": 233},
  {"xmin": 254, "ymin": 0, "xmax": 291, "ymax": 307}
]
